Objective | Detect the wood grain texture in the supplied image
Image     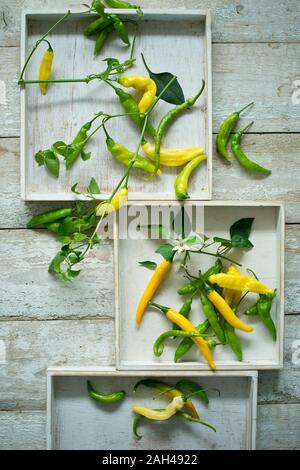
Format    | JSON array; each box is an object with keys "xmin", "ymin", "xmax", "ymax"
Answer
[
  {"xmin": 1, "ymin": 135, "xmax": 300, "ymax": 225},
  {"xmin": 0, "ymin": 229, "xmax": 114, "ymax": 320},
  {"xmin": 0, "ymin": 411, "xmax": 46, "ymax": 450},
  {"xmin": 1, "ymin": 42, "xmax": 300, "ymax": 138},
  {"xmin": 1, "ymin": 0, "xmax": 299, "ymax": 47},
  {"xmin": 257, "ymin": 404, "xmax": 300, "ymax": 450},
  {"xmin": 0, "ymin": 319, "xmax": 115, "ymax": 411}
]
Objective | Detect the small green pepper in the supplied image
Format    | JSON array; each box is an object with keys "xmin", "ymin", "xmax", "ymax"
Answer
[
  {"xmin": 172, "ymin": 298, "xmax": 192, "ymax": 330},
  {"xmin": 65, "ymin": 121, "xmax": 93, "ymax": 170},
  {"xmin": 84, "ymin": 16, "xmax": 113, "ymax": 36},
  {"xmin": 245, "ymin": 303, "xmax": 259, "ymax": 316},
  {"xmin": 94, "ymin": 25, "xmax": 114, "ymax": 55},
  {"xmin": 174, "ymin": 155, "xmax": 207, "ymax": 200},
  {"xmin": 110, "ymin": 14, "xmax": 130, "ymax": 45},
  {"xmin": 27, "ymin": 208, "xmax": 73, "ymax": 228},
  {"xmin": 92, "ymin": 0, "xmax": 106, "ymax": 15},
  {"xmin": 257, "ymin": 292, "xmax": 277, "ymax": 341},
  {"xmin": 175, "ymin": 379, "xmax": 209, "ymax": 405},
  {"xmin": 200, "ymin": 292, "xmax": 226, "ymax": 344},
  {"xmin": 87, "ymin": 381, "xmax": 126, "ymax": 403},
  {"xmin": 153, "ymin": 330, "xmax": 205, "ymax": 357},
  {"xmin": 177, "ymin": 259, "xmax": 223, "ymax": 295},
  {"xmin": 216, "ymin": 102, "xmax": 253, "ymax": 160},
  {"xmin": 174, "ymin": 319, "xmax": 210, "ymax": 363},
  {"xmin": 231, "ymin": 122, "xmax": 271, "ymax": 174},
  {"xmin": 224, "ymin": 321, "xmax": 243, "ymax": 361},
  {"xmin": 106, "ymin": 0, "xmax": 140, "ymax": 8}
]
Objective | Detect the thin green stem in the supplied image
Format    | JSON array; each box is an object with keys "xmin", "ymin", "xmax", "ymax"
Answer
[
  {"xmin": 190, "ymin": 249, "xmax": 242, "ymax": 267},
  {"xmin": 19, "ymin": 10, "xmax": 71, "ymax": 81}
]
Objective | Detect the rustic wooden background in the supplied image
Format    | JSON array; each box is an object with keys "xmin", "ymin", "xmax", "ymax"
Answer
[{"xmin": 0, "ymin": 0, "xmax": 299, "ymax": 449}]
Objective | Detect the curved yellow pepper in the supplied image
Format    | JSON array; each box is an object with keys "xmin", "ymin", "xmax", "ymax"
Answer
[
  {"xmin": 132, "ymin": 396, "xmax": 184, "ymax": 421},
  {"xmin": 165, "ymin": 308, "xmax": 216, "ymax": 369},
  {"xmin": 207, "ymin": 290, "xmax": 253, "ymax": 332},
  {"xmin": 209, "ymin": 273, "xmax": 274, "ymax": 295},
  {"xmin": 136, "ymin": 259, "xmax": 171, "ymax": 325},
  {"xmin": 96, "ymin": 187, "xmax": 128, "ymax": 217},
  {"xmin": 142, "ymin": 142, "xmax": 204, "ymax": 167},
  {"xmin": 38, "ymin": 45, "xmax": 54, "ymax": 95},
  {"xmin": 118, "ymin": 75, "xmax": 157, "ymax": 113},
  {"xmin": 224, "ymin": 265, "xmax": 242, "ymax": 307}
]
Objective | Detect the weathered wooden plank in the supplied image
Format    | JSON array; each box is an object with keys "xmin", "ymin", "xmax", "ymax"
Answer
[
  {"xmin": 1, "ymin": 135, "xmax": 300, "ymax": 225},
  {"xmin": 0, "ymin": 411, "xmax": 46, "ymax": 450},
  {"xmin": 257, "ymin": 404, "xmax": 300, "ymax": 450},
  {"xmin": 0, "ymin": 316, "xmax": 298, "ymax": 411},
  {"xmin": 0, "ymin": 229, "xmax": 114, "ymax": 320},
  {"xmin": 285, "ymin": 226, "xmax": 300, "ymax": 314},
  {"xmin": 1, "ymin": 0, "xmax": 300, "ymax": 47},
  {"xmin": 1, "ymin": 41, "xmax": 300, "ymax": 137},
  {"xmin": 0, "ymin": 319, "xmax": 115, "ymax": 411}
]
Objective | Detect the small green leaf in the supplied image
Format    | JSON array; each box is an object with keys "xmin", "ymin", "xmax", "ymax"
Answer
[
  {"xmin": 73, "ymin": 232, "xmax": 88, "ymax": 242},
  {"xmin": 48, "ymin": 251, "xmax": 66, "ymax": 274},
  {"xmin": 56, "ymin": 235, "xmax": 72, "ymax": 245},
  {"xmin": 34, "ymin": 150, "xmax": 45, "ymax": 166},
  {"xmin": 87, "ymin": 177, "xmax": 100, "ymax": 194},
  {"xmin": 81, "ymin": 149, "xmax": 91, "ymax": 161},
  {"xmin": 141, "ymin": 53, "xmax": 185, "ymax": 105},
  {"xmin": 155, "ymin": 243, "xmax": 174, "ymax": 261},
  {"xmin": 138, "ymin": 260, "xmax": 157, "ymax": 270},
  {"xmin": 71, "ymin": 183, "xmax": 81, "ymax": 195},
  {"xmin": 231, "ymin": 236, "xmax": 253, "ymax": 249},
  {"xmin": 67, "ymin": 269, "xmax": 81, "ymax": 278},
  {"xmin": 44, "ymin": 150, "xmax": 59, "ymax": 178},
  {"xmin": 52, "ymin": 141, "xmax": 68, "ymax": 157},
  {"xmin": 229, "ymin": 217, "xmax": 254, "ymax": 249},
  {"xmin": 213, "ymin": 236, "xmax": 232, "ymax": 247}
]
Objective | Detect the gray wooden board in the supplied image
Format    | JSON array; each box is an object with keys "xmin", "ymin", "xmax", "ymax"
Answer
[{"xmin": 0, "ymin": 0, "xmax": 299, "ymax": 451}]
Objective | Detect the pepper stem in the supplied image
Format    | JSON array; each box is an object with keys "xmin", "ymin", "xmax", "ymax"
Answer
[
  {"xmin": 239, "ymin": 121, "xmax": 254, "ymax": 135},
  {"xmin": 189, "ymin": 80, "xmax": 205, "ymax": 106},
  {"xmin": 102, "ymin": 123, "xmax": 110, "ymax": 139},
  {"xmin": 150, "ymin": 301, "xmax": 169, "ymax": 314},
  {"xmin": 237, "ymin": 101, "xmax": 254, "ymax": 115}
]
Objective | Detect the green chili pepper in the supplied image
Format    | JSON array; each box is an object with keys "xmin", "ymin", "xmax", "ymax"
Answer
[
  {"xmin": 200, "ymin": 292, "xmax": 226, "ymax": 344},
  {"xmin": 107, "ymin": 82, "xmax": 156, "ymax": 137},
  {"xmin": 104, "ymin": 127, "xmax": 159, "ymax": 174},
  {"xmin": 94, "ymin": 25, "xmax": 114, "ymax": 55},
  {"xmin": 177, "ymin": 411, "xmax": 216, "ymax": 432},
  {"xmin": 133, "ymin": 413, "xmax": 143, "ymax": 439},
  {"xmin": 84, "ymin": 16, "xmax": 113, "ymax": 36},
  {"xmin": 27, "ymin": 208, "xmax": 73, "ymax": 229},
  {"xmin": 92, "ymin": 0, "xmax": 106, "ymax": 15},
  {"xmin": 110, "ymin": 14, "xmax": 130, "ymax": 45},
  {"xmin": 87, "ymin": 381, "xmax": 126, "ymax": 403},
  {"xmin": 174, "ymin": 319, "xmax": 210, "ymax": 363},
  {"xmin": 175, "ymin": 379, "xmax": 209, "ymax": 405},
  {"xmin": 174, "ymin": 155, "xmax": 207, "ymax": 200},
  {"xmin": 257, "ymin": 291, "xmax": 277, "ymax": 341},
  {"xmin": 172, "ymin": 298, "xmax": 192, "ymax": 330},
  {"xmin": 106, "ymin": 0, "xmax": 139, "ymax": 8},
  {"xmin": 177, "ymin": 259, "xmax": 223, "ymax": 296},
  {"xmin": 153, "ymin": 330, "xmax": 205, "ymax": 357},
  {"xmin": 216, "ymin": 102, "xmax": 254, "ymax": 160},
  {"xmin": 154, "ymin": 80, "xmax": 205, "ymax": 172},
  {"xmin": 224, "ymin": 321, "xmax": 243, "ymax": 361},
  {"xmin": 65, "ymin": 121, "xmax": 93, "ymax": 170},
  {"xmin": 231, "ymin": 122, "xmax": 271, "ymax": 174},
  {"xmin": 207, "ymin": 339, "xmax": 217, "ymax": 349},
  {"xmin": 45, "ymin": 221, "xmax": 61, "ymax": 233}
]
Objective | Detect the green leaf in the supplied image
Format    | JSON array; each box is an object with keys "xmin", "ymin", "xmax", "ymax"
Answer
[
  {"xmin": 155, "ymin": 243, "xmax": 174, "ymax": 261},
  {"xmin": 67, "ymin": 269, "xmax": 81, "ymax": 278},
  {"xmin": 229, "ymin": 218, "xmax": 254, "ymax": 249},
  {"xmin": 34, "ymin": 150, "xmax": 45, "ymax": 166},
  {"xmin": 138, "ymin": 260, "xmax": 157, "ymax": 270},
  {"xmin": 73, "ymin": 232, "xmax": 88, "ymax": 242},
  {"xmin": 141, "ymin": 53, "xmax": 185, "ymax": 105},
  {"xmin": 87, "ymin": 177, "xmax": 100, "ymax": 195},
  {"xmin": 52, "ymin": 141, "xmax": 68, "ymax": 157},
  {"xmin": 71, "ymin": 183, "xmax": 81, "ymax": 195},
  {"xmin": 44, "ymin": 150, "xmax": 59, "ymax": 178},
  {"xmin": 48, "ymin": 251, "xmax": 67, "ymax": 274},
  {"xmin": 213, "ymin": 236, "xmax": 233, "ymax": 247},
  {"xmin": 81, "ymin": 149, "xmax": 91, "ymax": 161}
]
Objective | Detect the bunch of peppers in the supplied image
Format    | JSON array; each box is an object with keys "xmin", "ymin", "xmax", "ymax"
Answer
[
  {"xmin": 136, "ymin": 255, "xmax": 277, "ymax": 369},
  {"xmin": 86, "ymin": 378, "xmax": 216, "ymax": 440}
]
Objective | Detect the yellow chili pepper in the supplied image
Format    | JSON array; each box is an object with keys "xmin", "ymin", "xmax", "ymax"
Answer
[
  {"xmin": 209, "ymin": 273, "xmax": 274, "ymax": 295},
  {"xmin": 224, "ymin": 265, "xmax": 242, "ymax": 307},
  {"xmin": 150, "ymin": 302, "xmax": 216, "ymax": 370},
  {"xmin": 142, "ymin": 142, "xmax": 204, "ymax": 167},
  {"xmin": 136, "ymin": 259, "xmax": 172, "ymax": 325},
  {"xmin": 132, "ymin": 395, "xmax": 184, "ymax": 421},
  {"xmin": 118, "ymin": 75, "xmax": 157, "ymax": 113},
  {"xmin": 96, "ymin": 187, "xmax": 128, "ymax": 217},
  {"xmin": 207, "ymin": 290, "xmax": 253, "ymax": 332},
  {"xmin": 38, "ymin": 44, "xmax": 54, "ymax": 95}
]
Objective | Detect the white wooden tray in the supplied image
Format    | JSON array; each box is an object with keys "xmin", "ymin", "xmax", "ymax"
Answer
[
  {"xmin": 21, "ymin": 9, "xmax": 212, "ymax": 201},
  {"xmin": 115, "ymin": 201, "xmax": 284, "ymax": 370},
  {"xmin": 47, "ymin": 367, "xmax": 257, "ymax": 450}
]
